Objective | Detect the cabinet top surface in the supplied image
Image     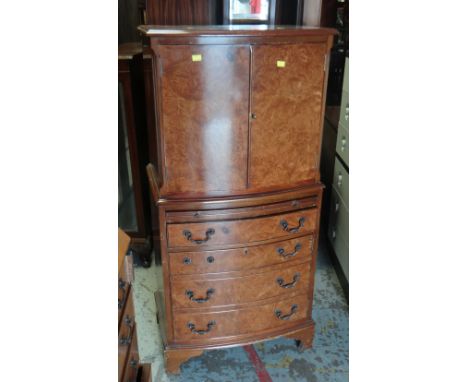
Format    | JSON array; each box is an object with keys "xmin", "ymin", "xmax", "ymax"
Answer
[{"xmin": 139, "ymin": 25, "xmax": 337, "ymax": 38}]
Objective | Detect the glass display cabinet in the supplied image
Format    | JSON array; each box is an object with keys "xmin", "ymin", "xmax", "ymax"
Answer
[{"xmin": 118, "ymin": 43, "xmax": 153, "ymax": 267}]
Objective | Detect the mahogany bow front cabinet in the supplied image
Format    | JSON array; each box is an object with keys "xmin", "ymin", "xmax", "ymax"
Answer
[{"xmin": 140, "ymin": 25, "xmax": 336, "ymax": 374}]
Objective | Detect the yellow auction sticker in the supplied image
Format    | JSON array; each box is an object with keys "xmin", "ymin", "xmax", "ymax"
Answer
[
  {"xmin": 192, "ymin": 54, "xmax": 202, "ymax": 62},
  {"xmin": 277, "ymin": 60, "xmax": 286, "ymax": 68}
]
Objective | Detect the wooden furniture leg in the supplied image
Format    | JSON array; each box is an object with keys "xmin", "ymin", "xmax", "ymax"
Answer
[
  {"xmin": 284, "ymin": 323, "xmax": 315, "ymax": 351},
  {"xmin": 164, "ymin": 349, "xmax": 204, "ymax": 374}
]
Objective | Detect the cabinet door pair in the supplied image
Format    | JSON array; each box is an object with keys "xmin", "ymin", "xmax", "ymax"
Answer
[{"xmin": 155, "ymin": 43, "xmax": 327, "ymax": 195}]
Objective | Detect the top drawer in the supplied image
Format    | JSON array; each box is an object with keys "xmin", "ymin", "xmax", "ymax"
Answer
[{"xmin": 167, "ymin": 208, "xmax": 318, "ymax": 249}]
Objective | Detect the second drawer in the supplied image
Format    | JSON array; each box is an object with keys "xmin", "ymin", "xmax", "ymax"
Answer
[{"xmin": 171, "ymin": 261, "xmax": 311, "ymax": 309}]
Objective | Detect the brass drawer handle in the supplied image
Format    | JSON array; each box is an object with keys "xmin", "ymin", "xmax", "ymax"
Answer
[
  {"xmin": 187, "ymin": 320, "xmax": 216, "ymax": 335},
  {"xmin": 275, "ymin": 304, "xmax": 298, "ymax": 321},
  {"xmin": 277, "ymin": 243, "xmax": 302, "ymax": 258},
  {"xmin": 185, "ymin": 288, "xmax": 215, "ymax": 303},
  {"xmin": 276, "ymin": 273, "xmax": 300, "ymax": 289},
  {"xmin": 280, "ymin": 217, "xmax": 305, "ymax": 233},
  {"xmin": 183, "ymin": 228, "xmax": 215, "ymax": 244},
  {"xmin": 118, "ymin": 278, "xmax": 127, "ymax": 310},
  {"xmin": 119, "ymin": 315, "xmax": 133, "ymax": 345}
]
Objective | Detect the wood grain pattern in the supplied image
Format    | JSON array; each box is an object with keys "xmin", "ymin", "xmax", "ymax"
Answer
[
  {"xmin": 164, "ymin": 348, "xmax": 204, "ymax": 374},
  {"xmin": 284, "ymin": 323, "xmax": 314, "ymax": 350},
  {"xmin": 167, "ymin": 208, "xmax": 317, "ymax": 249},
  {"xmin": 119, "ymin": 298, "xmax": 136, "ymax": 380},
  {"xmin": 146, "ymin": 0, "xmax": 220, "ymax": 25},
  {"xmin": 171, "ymin": 261, "xmax": 310, "ymax": 309},
  {"xmin": 121, "ymin": 328, "xmax": 140, "ymax": 382},
  {"xmin": 141, "ymin": 25, "xmax": 337, "ymax": 37},
  {"xmin": 118, "ymin": 54, "xmax": 148, "ymax": 238},
  {"xmin": 249, "ymin": 43, "xmax": 327, "ymax": 189},
  {"xmin": 157, "ymin": 44, "xmax": 250, "ymax": 195},
  {"xmin": 156, "ymin": 182, "xmax": 323, "ymax": 209},
  {"xmin": 169, "ymin": 235, "xmax": 314, "ymax": 275},
  {"xmin": 118, "ymin": 228, "xmax": 131, "ymax": 271},
  {"xmin": 119, "ymin": 286, "xmax": 135, "ymax": 333},
  {"xmin": 118, "ymin": 277, "xmax": 130, "ymax": 327},
  {"xmin": 172, "ymin": 293, "xmax": 310, "ymax": 342},
  {"xmin": 165, "ymin": 197, "xmax": 317, "ymax": 223},
  {"xmin": 141, "ymin": 364, "xmax": 152, "ymax": 382},
  {"xmin": 142, "ymin": 27, "xmax": 336, "ymax": 375},
  {"xmin": 118, "ymin": 324, "xmax": 134, "ymax": 380}
]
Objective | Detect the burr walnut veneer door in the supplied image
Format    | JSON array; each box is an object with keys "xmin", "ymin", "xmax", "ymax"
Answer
[
  {"xmin": 249, "ymin": 43, "xmax": 327, "ymax": 190},
  {"xmin": 157, "ymin": 45, "xmax": 250, "ymax": 195}
]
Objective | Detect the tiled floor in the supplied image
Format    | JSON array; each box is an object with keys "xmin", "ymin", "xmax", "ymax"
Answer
[{"xmin": 132, "ymin": 238, "xmax": 349, "ymax": 382}]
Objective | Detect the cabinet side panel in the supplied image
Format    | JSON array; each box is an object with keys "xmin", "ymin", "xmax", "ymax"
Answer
[{"xmin": 157, "ymin": 44, "xmax": 250, "ymax": 195}]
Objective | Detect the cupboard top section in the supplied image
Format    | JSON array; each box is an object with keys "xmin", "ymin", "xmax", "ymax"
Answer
[{"xmin": 138, "ymin": 25, "xmax": 337, "ymax": 45}]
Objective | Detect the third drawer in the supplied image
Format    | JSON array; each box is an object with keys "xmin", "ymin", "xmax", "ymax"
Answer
[
  {"xmin": 170, "ymin": 235, "xmax": 314, "ymax": 275},
  {"xmin": 171, "ymin": 261, "xmax": 311, "ymax": 309}
]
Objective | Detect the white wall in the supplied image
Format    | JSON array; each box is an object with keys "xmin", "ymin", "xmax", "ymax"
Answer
[{"xmin": 302, "ymin": 0, "xmax": 322, "ymax": 26}]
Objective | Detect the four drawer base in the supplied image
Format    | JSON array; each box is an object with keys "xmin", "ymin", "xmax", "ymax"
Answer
[{"xmin": 154, "ymin": 185, "xmax": 323, "ymax": 374}]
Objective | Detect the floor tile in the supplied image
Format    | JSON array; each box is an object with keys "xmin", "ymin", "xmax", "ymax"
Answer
[
  {"xmin": 312, "ymin": 308, "xmax": 349, "ymax": 349},
  {"xmin": 313, "ymin": 266, "xmax": 348, "ymax": 311},
  {"xmin": 168, "ymin": 347, "xmax": 259, "ymax": 382},
  {"xmin": 255, "ymin": 337, "xmax": 348, "ymax": 382},
  {"xmin": 133, "ymin": 260, "xmax": 163, "ymax": 363}
]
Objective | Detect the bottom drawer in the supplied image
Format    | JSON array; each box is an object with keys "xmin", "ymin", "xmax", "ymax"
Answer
[{"xmin": 173, "ymin": 294, "xmax": 310, "ymax": 342}]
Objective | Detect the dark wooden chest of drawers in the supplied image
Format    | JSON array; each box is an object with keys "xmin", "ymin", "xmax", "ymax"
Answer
[
  {"xmin": 118, "ymin": 229, "xmax": 152, "ymax": 381},
  {"xmin": 141, "ymin": 25, "xmax": 336, "ymax": 374}
]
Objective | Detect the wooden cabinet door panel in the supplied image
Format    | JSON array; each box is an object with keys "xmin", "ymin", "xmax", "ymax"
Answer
[
  {"xmin": 249, "ymin": 43, "xmax": 327, "ymax": 189},
  {"xmin": 157, "ymin": 45, "xmax": 250, "ymax": 195}
]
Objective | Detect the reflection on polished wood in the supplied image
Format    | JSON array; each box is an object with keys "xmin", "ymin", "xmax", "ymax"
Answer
[{"xmin": 156, "ymin": 44, "xmax": 250, "ymax": 195}]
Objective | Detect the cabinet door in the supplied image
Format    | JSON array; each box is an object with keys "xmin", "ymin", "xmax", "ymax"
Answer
[
  {"xmin": 249, "ymin": 43, "xmax": 327, "ymax": 189},
  {"xmin": 157, "ymin": 45, "xmax": 250, "ymax": 195}
]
